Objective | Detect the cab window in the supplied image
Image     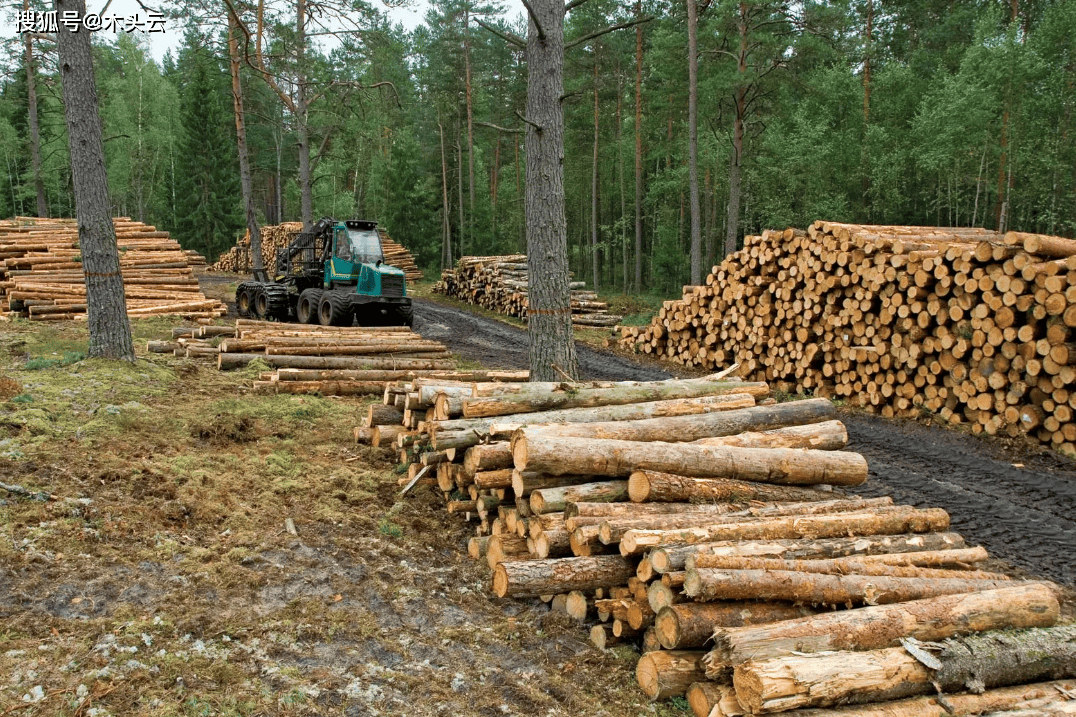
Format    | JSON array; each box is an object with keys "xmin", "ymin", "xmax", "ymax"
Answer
[{"xmin": 334, "ymin": 228, "xmax": 351, "ymax": 260}]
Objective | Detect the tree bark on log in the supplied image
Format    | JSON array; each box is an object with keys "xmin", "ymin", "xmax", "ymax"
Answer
[
  {"xmin": 706, "ymin": 583, "xmax": 1059, "ymax": 673},
  {"xmin": 512, "ymin": 471, "xmax": 598, "ymax": 496},
  {"xmin": 649, "ymin": 534, "xmax": 970, "ymax": 574},
  {"xmin": 686, "ymin": 681, "xmax": 730, "ymax": 717},
  {"xmin": 463, "ymin": 443, "xmax": 514, "ymax": 476},
  {"xmin": 491, "ymin": 555, "xmax": 636, "ymax": 597},
  {"xmin": 529, "ymin": 481, "xmax": 628, "ymax": 514},
  {"xmin": 769, "ymin": 681, "xmax": 1076, "ymax": 717},
  {"xmin": 686, "ymin": 554, "xmax": 1008, "ymax": 581},
  {"xmin": 509, "ymin": 399, "xmax": 836, "ymax": 444},
  {"xmin": 599, "ymin": 498, "xmax": 895, "ymax": 545},
  {"xmin": 636, "ymin": 650, "xmax": 708, "ymax": 700},
  {"xmin": 629, "ymin": 471, "xmax": 834, "ymax": 504},
  {"xmin": 514, "ymin": 436, "xmax": 868, "ymax": 484},
  {"xmin": 463, "ymin": 380, "xmax": 769, "ymax": 418},
  {"xmin": 733, "ymin": 626, "xmax": 1076, "ymax": 714},
  {"xmin": 621, "ymin": 508, "xmax": 950, "ymax": 555},
  {"xmin": 693, "ymin": 420, "xmax": 848, "ymax": 450},
  {"xmin": 656, "ymin": 601, "xmax": 820, "ymax": 650},
  {"xmin": 684, "ymin": 567, "xmax": 1017, "ymax": 606},
  {"xmin": 219, "ymin": 353, "xmax": 455, "ymax": 371}
]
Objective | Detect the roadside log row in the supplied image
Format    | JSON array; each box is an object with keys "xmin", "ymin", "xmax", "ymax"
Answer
[
  {"xmin": 357, "ymin": 376, "xmax": 1066, "ymax": 714},
  {"xmin": 432, "ymin": 254, "xmax": 623, "ymax": 327},
  {"xmin": 210, "ymin": 223, "xmax": 422, "ymax": 282},
  {"xmin": 0, "ymin": 216, "xmax": 225, "ymax": 320},
  {"xmin": 619, "ymin": 223, "xmax": 1076, "ymax": 454}
]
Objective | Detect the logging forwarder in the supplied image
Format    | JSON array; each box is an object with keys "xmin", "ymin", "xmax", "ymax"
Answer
[{"xmin": 235, "ymin": 217, "xmax": 413, "ymax": 327}]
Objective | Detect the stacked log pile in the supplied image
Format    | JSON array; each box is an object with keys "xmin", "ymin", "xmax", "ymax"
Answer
[
  {"xmin": 211, "ymin": 223, "xmax": 422, "ymax": 282},
  {"xmin": 433, "ymin": 255, "xmax": 623, "ymax": 327},
  {"xmin": 0, "ymin": 217, "xmax": 225, "ymax": 320},
  {"xmin": 619, "ymin": 223, "xmax": 1076, "ymax": 454},
  {"xmin": 153, "ymin": 319, "xmax": 460, "ymax": 396},
  {"xmin": 365, "ymin": 376, "xmax": 1074, "ymax": 713}
]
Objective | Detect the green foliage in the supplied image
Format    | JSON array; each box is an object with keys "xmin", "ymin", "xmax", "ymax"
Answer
[{"xmin": 23, "ymin": 351, "xmax": 85, "ymax": 370}]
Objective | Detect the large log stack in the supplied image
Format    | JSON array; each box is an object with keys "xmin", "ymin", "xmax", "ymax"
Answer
[
  {"xmin": 361, "ymin": 376, "xmax": 1073, "ymax": 713},
  {"xmin": 0, "ymin": 217, "xmax": 225, "ymax": 321},
  {"xmin": 619, "ymin": 224, "xmax": 1076, "ymax": 454},
  {"xmin": 433, "ymin": 255, "xmax": 623, "ymax": 327},
  {"xmin": 211, "ymin": 223, "xmax": 422, "ymax": 283}
]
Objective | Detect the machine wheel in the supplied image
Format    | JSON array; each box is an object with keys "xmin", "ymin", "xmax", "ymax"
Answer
[
  {"xmin": 253, "ymin": 288, "xmax": 270, "ymax": 319},
  {"xmin": 261, "ymin": 283, "xmax": 291, "ymax": 320},
  {"xmin": 318, "ymin": 292, "xmax": 351, "ymax": 326},
  {"xmin": 236, "ymin": 284, "xmax": 254, "ymax": 318},
  {"xmin": 297, "ymin": 289, "xmax": 323, "ymax": 324},
  {"xmin": 394, "ymin": 304, "xmax": 414, "ymax": 328}
]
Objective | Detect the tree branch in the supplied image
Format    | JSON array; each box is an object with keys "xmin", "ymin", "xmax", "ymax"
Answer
[
  {"xmin": 564, "ymin": 16, "xmax": 653, "ymax": 50},
  {"xmin": 520, "ymin": 0, "xmax": 545, "ymax": 42},
  {"xmin": 475, "ymin": 18, "xmax": 525, "ymax": 48},
  {"xmin": 476, "ymin": 121, "xmax": 524, "ymax": 134},
  {"xmin": 563, "ymin": 0, "xmax": 592, "ymax": 14},
  {"xmin": 515, "ymin": 110, "xmax": 542, "ymax": 132}
]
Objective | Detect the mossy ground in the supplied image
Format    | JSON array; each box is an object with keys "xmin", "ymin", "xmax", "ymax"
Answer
[{"xmin": 0, "ymin": 316, "xmax": 675, "ymax": 717}]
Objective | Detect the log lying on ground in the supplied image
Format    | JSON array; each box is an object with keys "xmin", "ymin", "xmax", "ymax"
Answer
[
  {"xmin": 649, "ymin": 533, "xmax": 971, "ymax": 574},
  {"xmin": 686, "ymin": 682, "xmax": 734, "ymax": 717},
  {"xmin": 629, "ymin": 471, "xmax": 835, "ymax": 504},
  {"xmin": 684, "ymin": 567, "xmax": 1018, "ymax": 606},
  {"xmin": 656, "ymin": 601, "xmax": 821, "ymax": 650},
  {"xmin": 686, "ymin": 554, "xmax": 1009, "ymax": 580},
  {"xmin": 529, "ymin": 481, "xmax": 628, "ymax": 514},
  {"xmin": 621, "ymin": 508, "xmax": 950, "ymax": 555},
  {"xmin": 219, "ymin": 353, "xmax": 456, "ymax": 371},
  {"xmin": 463, "ymin": 380, "xmax": 770, "ymax": 418},
  {"xmin": 706, "ymin": 583, "xmax": 1060, "ymax": 674},
  {"xmin": 463, "ymin": 443, "xmax": 514, "ymax": 476},
  {"xmin": 599, "ymin": 498, "xmax": 896, "ymax": 545},
  {"xmin": 694, "ymin": 420, "xmax": 848, "ymax": 450},
  {"xmin": 510, "ymin": 399, "xmax": 836, "ymax": 444},
  {"xmin": 771, "ymin": 681, "xmax": 1076, "ymax": 717},
  {"xmin": 733, "ymin": 625, "xmax": 1076, "ymax": 714},
  {"xmin": 514, "ymin": 435, "xmax": 868, "ymax": 485},
  {"xmin": 491, "ymin": 555, "xmax": 635, "ymax": 597},
  {"xmin": 485, "ymin": 393, "xmax": 759, "ymax": 433},
  {"xmin": 636, "ymin": 650, "xmax": 708, "ymax": 701}
]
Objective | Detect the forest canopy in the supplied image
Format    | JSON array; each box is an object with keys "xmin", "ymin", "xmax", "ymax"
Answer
[{"xmin": 1, "ymin": 0, "xmax": 1073, "ymax": 293}]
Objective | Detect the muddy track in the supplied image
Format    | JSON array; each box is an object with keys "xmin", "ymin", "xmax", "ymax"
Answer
[
  {"xmin": 412, "ymin": 298, "xmax": 672, "ymax": 382},
  {"xmin": 413, "ymin": 298, "xmax": 1076, "ymax": 587}
]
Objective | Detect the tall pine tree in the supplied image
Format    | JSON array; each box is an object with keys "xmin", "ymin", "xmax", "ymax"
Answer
[{"xmin": 173, "ymin": 31, "xmax": 242, "ymax": 262}]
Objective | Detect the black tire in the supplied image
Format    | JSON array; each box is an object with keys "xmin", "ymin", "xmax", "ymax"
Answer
[
  {"xmin": 318, "ymin": 292, "xmax": 351, "ymax": 326},
  {"xmin": 253, "ymin": 287, "xmax": 270, "ymax": 319},
  {"xmin": 297, "ymin": 289, "xmax": 323, "ymax": 324},
  {"xmin": 395, "ymin": 303, "xmax": 414, "ymax": 328},
  {"xmin": 236, "ymin": 285, "xmax": 253, "ymax": 318}
]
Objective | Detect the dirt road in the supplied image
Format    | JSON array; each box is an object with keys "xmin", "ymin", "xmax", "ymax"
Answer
[{"xmin": 414, "ymin": 298, "xmax": 1076, "ymax": 587}]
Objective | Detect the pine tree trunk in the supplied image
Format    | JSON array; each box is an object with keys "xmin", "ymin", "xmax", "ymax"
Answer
[
  {"xmin": 634, "ymin": 0, "xmax": 644, "ymax": 292},
  {"xmin": 591, "ymin": 59, "xmax": 600, "ymax": 292},
  {"xmin": 525, "ymin": 0, "xmax": 578, "ymax": 381},
  {"xmin": 228, "ymin": 15, "xmax": 262, "ymax": 272},
  {"xmin": 56, "ymin": 0, "xmax": 134, "ymax": 361},
  {"xmin": 23, "ymin": 0, "xmax": 47, "ymax": 218},
  {"xmin": 465, "ymin": 9, "xmax": 476, "ymax": 249},
  {"xmin": 296, "ymin": 0, "xmax": 313, "ymax": 229},
  {"xmin": 439, "ymin": 121, "xmax": 452, "ymax": 269},
  {"xmin": 725, "ymin": 2, "xmax": 748, "ymax": 256},
  {"xmin": 686, "ymin": 0, "xmax": 701, "ymax": 285}
]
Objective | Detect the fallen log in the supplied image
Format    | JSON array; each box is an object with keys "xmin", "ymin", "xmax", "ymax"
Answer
[
  {"xmin": 629, "ymin": 471, "xmax": 834, "ymax": 504},
  {"xmin": 636, "ymin": 650, "xmax": 708, "ymax": 701},
  {"xmin": 491, "ymin": 555, "xmax": 636, "ymax": 597},
  {"xmin": 509, "ymin": 399, "xmax": 836, "ymax": 444},
  {"xmin": 733, "ymin": 626, "xmax": 1076, "ymax": 714},
  {"xmin": 684, "ymin": 567, "xmax": 1017, "ymax": 606},
  {"xmin": 686, "ymin": 681, "xmax": 731, "ymax": 717},
  {"xmin": 705, "ymin": 583, "xmax": 1060, "ymax": 673},
  {"xmin": 463, "ymin": 443, "xmax": 514, "ymax": 476},
  {"xmin": 649, "ymin": 534, "xmax": 973, "ymax": 574},
  {"xmin": 598, "ymin": 498, "xmax": 896, "ymax": 545},
  {"xmin": 218, "ymin": 353, "xmax": 456, "ymax": 371},
  {"xmin": 514, "ymin": 436, "xmax": 868, "ymax": 485},
  {"xmin": 256, "ymin": 380, "xmax": 386, "ymax": 396},
  {"xmin": 656, "ymin": 601, "xmax": 820, "ymax": 650},
  {"xmin": 620, "ymin": 508, "xmax": 950, "ymax": 555},
  {"xmin": 463, "ymin": 380, "xmax": 770, "ymax": 418},
  {"xmin": 529, "ymin": 481, "xmax": 629, "ymax": 514},
  {"xmin": 694, "ymin": 420, "xmax": 848, "ymax": 450},
  {"xmin": 768, "ymin": 681, "xmax": 1076, "ymax": 717},
  {"xmin": 686, "ymin": 554, "xmax": 1009, "ymax": 580}
]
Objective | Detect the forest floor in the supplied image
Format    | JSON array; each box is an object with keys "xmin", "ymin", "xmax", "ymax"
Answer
[{"xmin": 0, "ymin": 273, "xmax": 1072, "ymax": 716}]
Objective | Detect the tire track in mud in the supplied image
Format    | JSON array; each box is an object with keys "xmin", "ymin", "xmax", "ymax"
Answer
[{"xmin": 412, "ymin": 297, "xmax": 1076, "ymax": 586}]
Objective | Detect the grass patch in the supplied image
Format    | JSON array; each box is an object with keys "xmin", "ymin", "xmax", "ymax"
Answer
[{"xmin": 24, "ymin": 350, "xmax": 86, "ymax": 370}]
